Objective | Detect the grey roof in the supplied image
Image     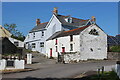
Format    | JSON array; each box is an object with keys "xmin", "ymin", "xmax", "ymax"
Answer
[
  {"xmin": 47, "ymin": 25, "xmax": 89, "ymax": 41},
  {"xmin": 107, "ymin": 35, "xmax": 120, "ymax": 46},
  {"xmin": 56, "ymin": 14, "xmax": 89, "ymax": 27},
  {"xmin": 46, "ymin": 31, "xmax": 63, "ymax": 41},
  {"xmin": 30, "ymin": 22, "xmax": 48, "ymax": 32},
  {"xmin": 30, "ymin": 14, "xmax": 89, "ymax": 33}
]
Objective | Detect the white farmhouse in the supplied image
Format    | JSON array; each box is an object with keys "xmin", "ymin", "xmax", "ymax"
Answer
[
  {"xmin": 24, "ymin": 8, "xmax": 107, "ymax": 61},
  {"xmin": 24, "ymin": 8, "xmax": 91, "ymax": 54},
  {"xmin": 24, "ymin": 20, "xmax": 48, "ymax": 53},
  {"xmin": 46, "ymin": 24, "xmax": 107, "ymax": 60}
]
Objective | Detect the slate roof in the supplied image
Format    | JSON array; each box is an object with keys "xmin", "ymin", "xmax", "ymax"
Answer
[
  {"xmin": 107, "ymin": 35, "xmax": 120, "ymax": 46},
  {"xmin": 47, "ymin": 25, "xmax": 89, "ymax": 41},
  {"xmin": 30, "ymin": 22, "xmax": 48, "ymax": 32},
  {"xmin": 116, "ymin": 34, "xmax": 120, "ymax": 40},
  {"xmin": 0, "ymin": 37, "xmax": 18, "ymax": 55},
  {"xmin": 30, "ymin": 14, "xmax": 89, "ymax": 33},
  {"xmin": 56, "ymin": 14, "xmax": 89, "ymax": 27},
  {"xmin": 115, "ymin": 34, "xmax": 120, "ymax": 45},
  {"xmin": 0, "ymin": 25, "xmax": 12, "ymax": 38}
]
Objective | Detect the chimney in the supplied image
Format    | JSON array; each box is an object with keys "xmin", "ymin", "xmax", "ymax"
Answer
[
  {"xmin": 36, "ymin": 19, "xmax": 40, "ymax": 26},
  {"xmin": 53, "ymin": 7, "xmax": 58, "ymax": 15},
  {"xmin": 91, "ymin": 16, "xmax": 96, "ymax": 24}
]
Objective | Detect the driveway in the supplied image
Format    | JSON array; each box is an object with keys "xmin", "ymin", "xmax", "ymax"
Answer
[{"xmin": 2, "ymin": 60, "xmax": 116, "ymax": 80}]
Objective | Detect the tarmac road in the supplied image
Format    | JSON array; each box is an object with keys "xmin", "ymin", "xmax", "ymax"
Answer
[{"xmin": 2, "ymin": 60, "xmax": 116, "ymax": 80}]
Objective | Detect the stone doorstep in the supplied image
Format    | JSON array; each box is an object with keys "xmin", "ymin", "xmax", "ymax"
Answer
[{"xmin": 1, "ymin": 68, "xmax": 40, "ymax": 74}]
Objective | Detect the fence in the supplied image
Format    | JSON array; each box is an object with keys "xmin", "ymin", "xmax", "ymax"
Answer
[{"xmin": 0, "ymin": 59, "xmax": 24, "ymax": 70}]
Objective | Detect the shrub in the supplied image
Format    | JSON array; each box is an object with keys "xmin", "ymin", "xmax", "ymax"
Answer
[{"xmin": 110, "ymin": 45, "xmax": 120, "ymax": 52}]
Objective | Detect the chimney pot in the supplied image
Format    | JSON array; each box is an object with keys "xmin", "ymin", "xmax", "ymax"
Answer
[
  {"xmin": 91, "ymin": 16, "xmax": 96, "ymax": 24},
  {"xmin": 53, "ymin": 7, "xmax": 58, "ymax": 15},
  {"xmin": 36, "ymin": 19, "xmax": 40, "ymax": 26}
]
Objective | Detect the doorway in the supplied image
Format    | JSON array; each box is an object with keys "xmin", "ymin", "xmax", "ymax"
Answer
[
  {"xmin": 50, "ymin": 48, "xmax": 52, "ymax": 58},
  {"xmin": 62, "ymin": 47, "xmax": 65, "ymax": 53}
]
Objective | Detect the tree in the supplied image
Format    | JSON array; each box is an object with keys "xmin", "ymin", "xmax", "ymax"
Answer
[{"xmin": 4, "ymin": 24, "xmax": 25, "ymax": 41}]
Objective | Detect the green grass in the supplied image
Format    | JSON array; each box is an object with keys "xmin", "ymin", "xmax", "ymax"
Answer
[
  {"xmin": 110, "ymin": 45, "xmax": 120, "ymax": 52},
  {"xmin": 86, "ymin": 71, "xmax": 119, "ymax": 80}
]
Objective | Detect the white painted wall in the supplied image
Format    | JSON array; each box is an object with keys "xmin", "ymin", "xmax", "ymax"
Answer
[
  {"xmin": 0, "ymin": 59, "xmax": 6, "ymax": 70},
  {"xmin": 14, "ymin": 60, "xmax": 25, "ymax": 69},
  {"xmin": 24, "ymin": 29, "xmax": 46, "ymax": 53},
  {"xmin": 46, "ymin": 24, "xmax": 107, "ymax": 61},
  {"xmin": 45, "ymin": 14, "xmax": 62, "ymax": 40},
  {"xmin": 79, "ymin": 24, "xmax": 107, "ymax": 60},
  {"xmin": 0, "ymin": 59, "xmax": 25, "ymax": 70},
  {"xmin": 27, "ymin": 54, "xmax": 32, "ymax": 64},
  {"xmin": 9, "ymin": 37, "xmax": 24, "ymax": 47},
  {"xmin": 24, "ymin": 29, "xmax": 46, "ymax": 43},
  {"xmin": 46, "ymin": 35, "xmax": 80, "ymax": 58},
  {"xmin": 24, "ymin": 14, "xmax": 62, "ymax": 54}
]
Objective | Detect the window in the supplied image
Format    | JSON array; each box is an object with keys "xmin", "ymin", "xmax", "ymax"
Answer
[
  {"xmin": 40, "ymin": 42, "xmax": 44, "ymax": 47},
  {"xmin": 70, "ymin": 44, "xmax": 73, "ymax": 51},
  {"xmin": 89, "ymin": 29, "xmax": 99, "ymax": 35},
  {"xmin": 55, "ymin": 39, "xmax": 58, "ymax": 45},
  {"xmin": 70, "ymin": 35, "xmax": 73, "ymax": 41},
  {"xmin": 14, "ymin": 42, "xmax": 19, "ymax": 47},
  {"xmin": 98, "ymin": 48, "xmax": 101, "ymax": 50},
  {"xmin": 68, "ymin": 18, "xmax": 71, "ymax": 23},
  {"xmin": 56, "ymin": 46, "xmax": 58, "ymax": 52},
  {"xmin": 90, "ymin": 48, "xmax": 93, "ymax": 52},
  {"xmin": 42, "ymin": 31, "xmax": 44, "ymax": 36},
  {"xmin": 32, "ymin": 43, "xmax": 36, "ymax": 48},
  {"xmin": 65, "ymin": 17, "xmax": 72, "ymax": 23},
  {"xmin": 33, "ymin": 33, "xmax": 35, "ymax": 38},
  {"xmin": 87, "ymin": 22, "xmax": 91, "ymax": 26}
]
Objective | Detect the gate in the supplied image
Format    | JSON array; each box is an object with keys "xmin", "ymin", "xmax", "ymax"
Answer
[
  {"xmin": 6, "ymin": 60, "xmax": 14, "ymax": 67},
  {"xmin": 58, "ymin": 52, "xmax": 65, "ymax": 63}
]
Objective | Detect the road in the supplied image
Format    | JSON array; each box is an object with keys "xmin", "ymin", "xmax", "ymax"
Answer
[{"xmin": 2, "ymin": 60, "xmax": 116, "ymax": 80}]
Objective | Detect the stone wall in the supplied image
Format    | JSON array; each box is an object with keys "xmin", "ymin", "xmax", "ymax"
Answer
[
  {"xmin": 107, "ymin": 52, "xmax": 120, "ymax": 60},
  {"xmin": 63, "ymin": 52, "xmax": 81, "ymax": 63},
  {"xmin": 63, "ymin": 52, "xmax": 120, "ymax": 63}
]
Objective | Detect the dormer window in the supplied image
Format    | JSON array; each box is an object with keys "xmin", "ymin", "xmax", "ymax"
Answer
[
  {"xmin": 65, "ymin": 16, "xmax": 72, "ymax": 23},
  {"xmin": 89, "ymin": 29, "xmax": 99, "ymax": 35}
]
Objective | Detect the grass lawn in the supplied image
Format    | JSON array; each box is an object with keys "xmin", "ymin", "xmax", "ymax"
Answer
[{"xmin": 83, "ymin": 71, "xmax": 120, "ymax": 80}]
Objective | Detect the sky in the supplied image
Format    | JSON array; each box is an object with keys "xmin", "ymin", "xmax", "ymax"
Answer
[{"xmin": 2, "ymin": 2, "xmax": 118, "ymax": 36}]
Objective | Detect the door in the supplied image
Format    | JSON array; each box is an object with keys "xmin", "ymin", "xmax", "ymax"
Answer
[
  {"xmin": 50, "ymin": 48, "xmax": 52, "ymax": 57},
  {"xmin": 62, "ymin": 47, "xmax": 65, "ymax": 53}
]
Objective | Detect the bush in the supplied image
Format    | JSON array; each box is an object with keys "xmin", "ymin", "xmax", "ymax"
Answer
[{"xmin": 110, "ymin": 45, "xmax": 120, "ymax": 52}]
